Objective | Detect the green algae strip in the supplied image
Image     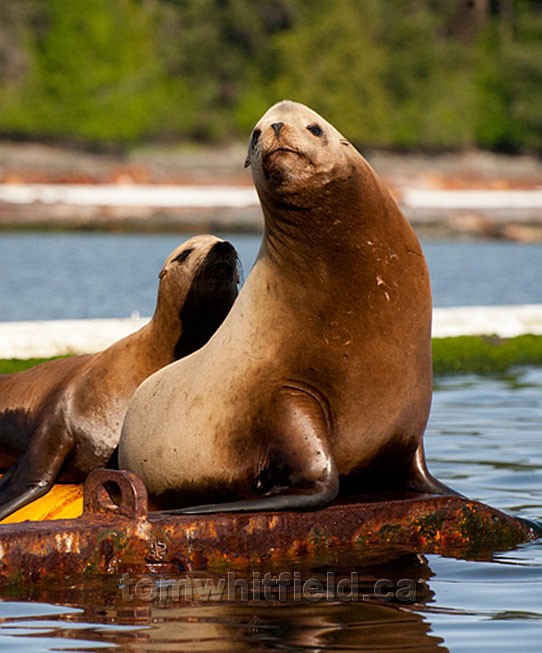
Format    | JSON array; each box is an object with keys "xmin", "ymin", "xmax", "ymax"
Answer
[
  {"xmin": 431, "ymin": 334, "xmax": 542, "ymax": 376},
  {"xmin": 0, "ymin": 356, "xmax": 67, "ymax": 374},
  {"xmin": 1, "ymin": 336, "xmax": 542, "ymax": 377}
]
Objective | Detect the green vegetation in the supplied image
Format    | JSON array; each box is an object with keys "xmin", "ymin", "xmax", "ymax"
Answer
[
  {"xmin": 0, "ymin": 0, "xmax": 540, "ymax": 151},
  {"xmin": 432, "ymin": 335, "xmax": 542, "ymax": 376},
  {"xmin": 2, "ymin": 336, "xmax": 542, "ymax": 377},
  {"xmin": 0, "ymin": 357, "xmax": 67, "ymax": 374}
]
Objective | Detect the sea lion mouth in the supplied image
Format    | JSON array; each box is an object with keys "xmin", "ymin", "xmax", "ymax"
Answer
[
  {"xmin": 209, "ymin": 261, "xmax": 234, "ymax": 274},
  {"xmin": 263, "ymin": 147, "xmax": 303, "ymax": 162},
  {"xmin": 204, "ymin": 260, "xmax": 241, "ymax": 288}
]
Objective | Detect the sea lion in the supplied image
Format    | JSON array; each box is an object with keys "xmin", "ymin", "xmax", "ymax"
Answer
[
  {"xmin": 119, "ymin": 100, "xmax": 457, "ymax": 513},
  {"xmin": 0, "ymin": 235, "xmax": 239, "ymax": 520}
]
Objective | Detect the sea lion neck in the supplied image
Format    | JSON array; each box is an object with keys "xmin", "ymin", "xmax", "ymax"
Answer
[{"xmin": 258, "ymin": 159, "xmax": 401, "ymax": 278}]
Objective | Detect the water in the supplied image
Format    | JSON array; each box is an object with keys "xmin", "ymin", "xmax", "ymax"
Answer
[
  {"xmin": 0, "ymin": 232, "xmax": 541, "ymax": 651},
  {"xmin": 0, "ymin": 232, "xmax": 261, "ymax": 322},
  {"xmin": 0, "ymin": 369, "xmax": 540, "ymax": 651},
  {"xmin": 0, "ymin": 233, "xmax": 541, "ymax": 321}
]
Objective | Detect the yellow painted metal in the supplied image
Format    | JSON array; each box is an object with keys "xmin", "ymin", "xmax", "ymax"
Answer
[{"xmin": 0, "ymin": 483, "xmax": 84, "ymax": 524}]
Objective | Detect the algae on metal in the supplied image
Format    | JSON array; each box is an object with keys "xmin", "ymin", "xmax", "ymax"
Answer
[{"xmin": 0, "ymin": 470, "xmax": 539, "ymax": 584}]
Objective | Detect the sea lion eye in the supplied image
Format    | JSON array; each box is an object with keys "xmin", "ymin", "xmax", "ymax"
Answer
[
  {"xmin": 307, "ymin": 124, "xmax": 323, "ymax": 137},
  {"xmin": 251, "ymin": 129, "xmax": 261, "ymax": 148},
  {"xmin": 172, "ymin": 248, "xmax": 193, "ymax": 264}
]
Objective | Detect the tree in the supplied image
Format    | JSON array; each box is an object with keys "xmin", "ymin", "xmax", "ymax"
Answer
[
  {"xmin": 1, "ymin": 0, "xmax": 193, "ymax": 146},
  {"xmin": 253, "ymin": 0, "xmax": 393, "ymax": 146},
  {"xmin": 0, "ymin": 0, "xmax": 539, "ymax": 152}
]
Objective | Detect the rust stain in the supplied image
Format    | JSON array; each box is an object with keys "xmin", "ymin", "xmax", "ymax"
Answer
[{"xmin": 0, "ymin": 470, "xmax": 539, "ymax": 584}]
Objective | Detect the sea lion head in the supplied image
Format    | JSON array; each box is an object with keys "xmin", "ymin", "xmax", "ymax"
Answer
[
  {"xmin": 157, "ymin": 235, "xmax": 240, "ymax": 358},
  {"xmin": 245, "ymin": 100, "xmax": 356, "ymax": 210}
]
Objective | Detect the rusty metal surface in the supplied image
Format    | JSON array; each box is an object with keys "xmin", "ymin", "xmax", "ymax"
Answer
[{"xmin": 0, "ymin": 470, "xmax": 539, "ymax": 584}]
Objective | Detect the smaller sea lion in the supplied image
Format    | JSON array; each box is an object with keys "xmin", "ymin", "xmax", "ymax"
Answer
[{"xmin": 0, "ymin": 235, "xmax": 239, "ymax": 520}]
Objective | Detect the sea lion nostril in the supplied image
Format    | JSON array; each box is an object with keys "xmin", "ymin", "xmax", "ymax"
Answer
[
  {"xmin": 271, "ymin": 122, "xmax": 284, "ymax": 136},
  {"xmin": 211, "ymin": 241, "xmax": 236, "ymax": 256}
]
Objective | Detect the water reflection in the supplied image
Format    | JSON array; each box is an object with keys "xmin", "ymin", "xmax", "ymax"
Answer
[{"xmin": 1, "ymin": 554, "xmax": 449, "ymax": 652}]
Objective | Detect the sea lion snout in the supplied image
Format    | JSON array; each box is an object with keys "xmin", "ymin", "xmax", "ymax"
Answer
[
  {"xmin": 172, "ymin": 239, "xmax": 240, "ymax": 359},
  {"xmin": 208, "ymin": 239, "xmax": 238, "ymax": 263},
  {"xmin": 202, "ymin": 240, "xmax": 240, "ymax": 285},
  {"xmin": 263, "ymin": 119, "xmax": 302, "ymax": 155}
]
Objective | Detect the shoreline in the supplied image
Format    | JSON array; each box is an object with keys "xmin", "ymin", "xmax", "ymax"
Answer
[
  {"xmin": 1, "ymin": 142, "xmax": 541, "ymax": 240},
  {"xmin": 1, "ymin": 305, "xmax": 541, "ymax": 359},
  {"xmin": 1, "ymin": 184, "xmax": 541, "ymax": 240}
]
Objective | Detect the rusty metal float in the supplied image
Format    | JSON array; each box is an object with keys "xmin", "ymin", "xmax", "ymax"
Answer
[{"xmin": 0, "ymin": 469, "xmax": 539, "ymax": 585}]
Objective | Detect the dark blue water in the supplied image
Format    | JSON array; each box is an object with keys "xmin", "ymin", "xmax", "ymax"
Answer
[
  {"xmin": 0, "ymin": 233, "xmax": 541, "ymax": 651},
  {"xmin": 0, "ymin": 233, "xmax": 540, "ymax": 321}
]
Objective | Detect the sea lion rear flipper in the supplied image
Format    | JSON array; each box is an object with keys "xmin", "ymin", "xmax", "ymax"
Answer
[
  {"xmin": 0, "ymin": 424, "xmax": 73, "ymax": 521},
  {"xmin": 406, "ymin": 442, "xmax": 463, "ymax": 497},
  {"xmin": 168, "ymin": 388, "xmax": 339, "ymax": 514}
]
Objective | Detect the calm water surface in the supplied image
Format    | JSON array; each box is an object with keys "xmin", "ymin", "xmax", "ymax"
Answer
[
  {"xmin": 0, "ymin": 232, "xmax": 541, "ymax": 651},
  {"xmin": 0, "ymin": 233, "xmax": 540, "ymax": 320}
]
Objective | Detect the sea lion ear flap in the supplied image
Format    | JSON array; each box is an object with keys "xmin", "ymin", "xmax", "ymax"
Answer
[
  {"xmin": 340, "ymin": 139, "xmax": 350, "ymax": 147},
  {"xmin": 244, "ymin": 155, "xmax": 251, "ymax": 168},
  {"xmin": 159, "ymin": 269, "xmax": 167, "ymax": 279}
]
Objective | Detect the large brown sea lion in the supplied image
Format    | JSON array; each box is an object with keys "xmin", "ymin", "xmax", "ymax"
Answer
[
  {"xmin": 119, "ymin": 100, "xmax": 457, "ymax": 513},
  {"xmin": 0, "ymin": 235, "xmax": 239, "ymax": 520}
]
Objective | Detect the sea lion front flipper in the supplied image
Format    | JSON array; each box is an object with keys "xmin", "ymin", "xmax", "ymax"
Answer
[
  {"xmin": 0, "ymin": 423, "xmax": 74, "ymax": 520},
  {"xmin": 168, "ymin": 388, "xmax": 339, "ymax": 514},
  {"xmin": 406, "ymin": 442, "xmax": 463, "ymax": 497},
  {"xmin": 170, "ymin": 478, "xmax": 338, "ymax": 514},
  {"xmin": 0, "ymin": 467, "xmax": 50, "ymax": 520}
]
